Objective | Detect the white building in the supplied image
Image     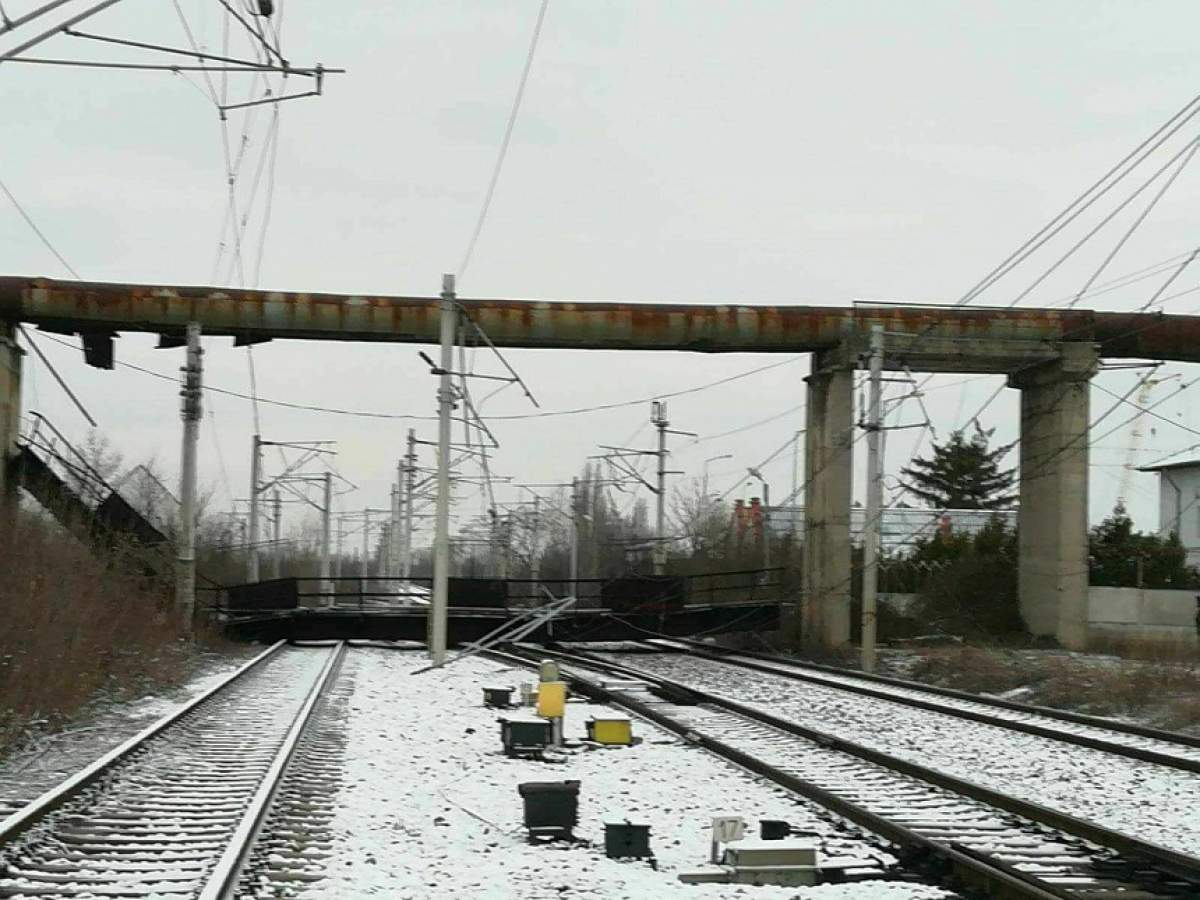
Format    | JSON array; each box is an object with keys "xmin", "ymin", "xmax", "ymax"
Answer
[
  {"xmin": 1137, "ymin": 459, "xmax": 1200, "ymax": 567},
  {"xmin": 764, "ymin": 505, "xmax": 1018, "ymax": 554}
]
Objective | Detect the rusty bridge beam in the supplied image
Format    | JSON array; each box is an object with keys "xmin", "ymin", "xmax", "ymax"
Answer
[{"xmin": 0, "ymin": 276, "xmax": 1197, "ymax": 362}]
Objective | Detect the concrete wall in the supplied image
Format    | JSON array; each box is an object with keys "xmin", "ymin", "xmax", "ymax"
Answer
[{"xmin": 1087, "ymin": 586, "xmax": 1199, "ymax": 648}]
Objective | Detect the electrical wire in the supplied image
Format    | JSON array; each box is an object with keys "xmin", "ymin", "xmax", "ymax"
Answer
[
  {"xmin": 206, "ymin": 397, "xmax": 235, "ymax": 511},
  {"xmin": 29, "ymin": 330, "xmax": 804, "ymax": 423},
  {"xmin": 956, "ymin": 92, "xmax": 1200, "ymax": 307},
  {"xmin": 1138, "ymin": 246, "xmax": 1200, "ymax": 311},
  {"xmin": 1065, "ymin": 138, "xmax": 1200, "ymax": 309},
  {"xmin": 456, "ymin": 0, "xmax": 549, "ymax": 279},
  {"xmin": 1045, "ymin": 250, "xmax": 1199, "ymax": 308},
  {"xmin": 0, "ymin": 176, "xmax": 81, "ymax": 277},
  {"xmin": 0, "ymin": 176, "xmax": 99, "ymax": 426},
  {"xmin": 1091, "ymin": 380, "xmax": 1200, "ymax": 441},
  {"xmin": 1005, "ymin": 133, "xmax": 1200, "ymax": 309}
]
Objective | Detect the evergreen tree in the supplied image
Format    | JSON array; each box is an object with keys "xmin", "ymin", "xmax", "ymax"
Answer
[
  {"xmin": 1088, "ymin": 502, "xmax": 1197, "ymax": 588},
  {"xmin": 900, "ymin": 425, "xmax": 1016, "ymax": 510}
]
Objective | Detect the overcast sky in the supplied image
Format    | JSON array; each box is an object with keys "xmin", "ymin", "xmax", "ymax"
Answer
[{"xmin": 4, "ymin": 1, "xmax": 1200, "ymax": 548}]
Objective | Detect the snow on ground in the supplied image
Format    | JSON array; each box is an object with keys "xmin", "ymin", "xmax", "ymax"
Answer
[
  {"xmin": 319, "ymin": 648, "xmax": 952, "ymax": 900},
  {"xmin": 0, "ymin": 645, "xmax": 259, "ymax": 814},
  {"xmin": 608, "ymin": 653, "xmax": 1200, "ymax": 858}
]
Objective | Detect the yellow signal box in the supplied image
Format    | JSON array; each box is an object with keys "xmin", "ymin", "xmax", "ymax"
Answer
[
  {"xmin": 587, "ymin": 716, "xmax": 633, "ymax": 745},
  {"xmin": 536, "ymin": 681, "xmax": 566, "ymax": 719}
]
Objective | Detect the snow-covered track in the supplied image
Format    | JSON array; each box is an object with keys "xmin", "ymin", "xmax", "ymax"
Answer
[
  {"xmin": 0, "ymin": 641, "xmax": 346, "ymax": 899},
  {"xmin": 638, "ymin": 637, "xmax": 1200, "ymax": 774},
  {"xmin": 498, "ymin": 644, "xmax": 1200, "ymax": 899}
]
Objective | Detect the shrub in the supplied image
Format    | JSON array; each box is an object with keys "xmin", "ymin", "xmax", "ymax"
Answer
[{"xmin": 0, "ymin": 510, "xmax": 197, "ymax": 754}]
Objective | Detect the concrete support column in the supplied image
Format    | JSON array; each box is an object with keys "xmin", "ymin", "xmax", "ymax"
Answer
[
  {"xmin": 1008, "ymin": 343, "xmax": 1099, "ymax": 650},
  {"xmin": 799, "ymin": 347, "xmax": 854, "ymax": 649},
  {"xmin": 0, "ymin": 322, "xmax": 23, "ymax": 503}
]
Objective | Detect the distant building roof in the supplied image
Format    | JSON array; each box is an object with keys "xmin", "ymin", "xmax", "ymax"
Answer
[{"xmin": 1137, "ymin": 458, "xmax": 1200, "ymax": 473}]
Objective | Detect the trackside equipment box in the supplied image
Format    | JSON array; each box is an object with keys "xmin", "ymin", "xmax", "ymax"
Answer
[
  {"xmin": 586, "ymin": 715, "xmax": 633, "ymax": 745},
  {"xmin": 536, "ymin": 681, "xmax": 566, "ymax": 719}
]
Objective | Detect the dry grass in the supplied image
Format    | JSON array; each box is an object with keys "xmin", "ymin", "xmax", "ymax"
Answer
[
  {"xmin": 0, "ymin": 510, "xmax": 224, "ymax": 755},
  {"xmin": 902, "ymin": 644, "xmax": 1200, "ymax": 734}
]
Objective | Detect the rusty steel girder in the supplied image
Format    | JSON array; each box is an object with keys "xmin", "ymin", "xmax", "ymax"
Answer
[{"xmin": 0, "ymin": 275, "xmax": 1197, "ymax": 363}]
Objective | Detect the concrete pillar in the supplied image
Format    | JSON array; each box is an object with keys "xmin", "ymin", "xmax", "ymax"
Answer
[
  {"xmin": 0, "ymin": 322, "xmax": 23, "ymax": 503},
  {"xmin": 799, "ymin": 347, "xmax": 854, "ymax": 649},
  {"xmin": 1008, "ymin": 343, "xmax": 1099, "ymax": 650}
]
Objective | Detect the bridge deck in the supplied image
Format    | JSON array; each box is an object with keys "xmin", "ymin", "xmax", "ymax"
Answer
[{"xmin": 223, "ymin": 599, "xmax": 781, "ymax": 643}]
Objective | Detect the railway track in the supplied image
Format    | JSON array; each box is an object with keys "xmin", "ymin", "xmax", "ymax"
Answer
[
  {"xmin": 500, "ymin": 643, "xmax": 1200, "ymax": 899},
  {"xmin": 0, "ymin": 641, "xmax": 346, "ymax": 899},
  {"xmin": 633, "ymin": 637, "xmax": 1200, "ymax": 774}
]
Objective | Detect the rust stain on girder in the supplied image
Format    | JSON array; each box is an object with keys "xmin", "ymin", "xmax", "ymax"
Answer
[{"xmin": 3, "ymin": 275, "xmax": 1200, "ymax": 363}]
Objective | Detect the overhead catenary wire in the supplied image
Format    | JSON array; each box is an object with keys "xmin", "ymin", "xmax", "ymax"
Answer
[
  {"xmin": 1046, "ymin": 249, "xmax": 1200, "ymax": 308},
  {"xmin": 956, "ymin": 91, "xmax": 1200, "ymax": 307},
  {"xmin": 0, "ymin": 0, "xmax": 74, "ymax": 36},
  {"xmin": 1092, "ymin": 380, "xmax": 1200, "ymax": 441},
  {"xmin": 1065, "ymin": 138, "xmax": 1200, "ymax": 309},
  {"xmin": 0, "ymin": 176, "xmax": 98, "ymax": 426},
  {"xmin": 27, "ymin": 334, "xmax": 811, "ymax": 430},
  {"xmin": 1005, "ymin": 133, "xmax": 1200, "ymax": 310},
  {"xmin": 2, "ymin": 57, "xmax": 317, "ymax": 73},
  {"xmin": 0, "ymin": 176, "xmax": 81, "ymax": 278},
  {"xmin": 0, "ymin": 0, "xmax": 126, "ymax": 62},
  {"xmin": 900, "ymin": 116, "xmax": 1200, "ymax": 440},
  {"xmin": 456, "ymin": 0, "xmax": 550, "ymax": 280},
  {"xmin": 1138, "ymin": 246, "xmax": 1200, "ymax": 311}
]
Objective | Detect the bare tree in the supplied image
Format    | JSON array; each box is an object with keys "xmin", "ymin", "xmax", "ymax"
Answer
[{"xmin": 670, "ymin": 478, "xmax": 732, "ymax": 561}]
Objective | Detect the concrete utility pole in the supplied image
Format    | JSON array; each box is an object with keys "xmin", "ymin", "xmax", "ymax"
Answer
[
  {"xmin": 430, "ymin": 273, "xmax": 456, "ymax": 665},
  {"xmin": 762, "ymin": 481, "xmax": 770, "ymax": 569},
  {"xmin": 175, "ymin": 322, "xmax": 201, "ymax": 636},
  {"xmin": 334, "ymin": 517, "xmax": 344, "ymax": 578},
  {"xmin": 272, "ymin": 489, "xmax": 282, "ymax": 579},
  {"xmin": 861, "ymin": 325, "xmax": 885, "ymax": 674},
  {"xmin": 498, "ymin": 512, "xmax": 512, "ymax": 579},
  {"xmin": 652, "ymin": 401, "xmax": 669, "ymax": 575},
  {"xmin": 386, "ymin": 484, "xmax": 398, "ymax": 576},
  {"xmin": 791, "ymin": 429, "xmax": 802, "ymax": 510},
  {"xmin": 247, "ymin": 433, "xmax": 262, "ymax": 581},
  {"xmin": 402, "ymin": 428, "xmax": 417, "ymax": 579},
  {"xmin": 320, "ymin": 471, "xmax": 332, "ymax": 603},
  {"xmin": 400, "ymin": 458, "xmax": 410, "ymax": 578},
  {"xmin": 530, "ymin": 495, "xmax": 541, "ymax": 593},
  {"xmin": 569, "ymin": 477, "xmax": 580, "ymax": 598},
  {"xmin": 591, "ymin": 477, "xmax": 602, "ymax": 578},
  {"xmin": 361, "ymin": 507, "xmax": 371, "ymax": 579}
]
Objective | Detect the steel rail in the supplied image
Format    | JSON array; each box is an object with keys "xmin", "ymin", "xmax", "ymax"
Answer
[
  {"xmin": 486, "ymin": 645, "xmax": 1070, "ymax": 900},
  {"xmin": 0, "ymin": 639, "xmax": 287, "ymax": 845},
  {"xmin": 640, "ymin": 638, "xmax": 1200, "ymax": 773},
  {"xmin": 511, "ymin": 643, "xmax": 1200, "ymax": 892},
  {"xmin": 198, "ymin": 640, "xmax": 347, "ymax": 899},
  {"xmin": 654, "ymin": 636, "xmax": 1200, "ymax": 751}
]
